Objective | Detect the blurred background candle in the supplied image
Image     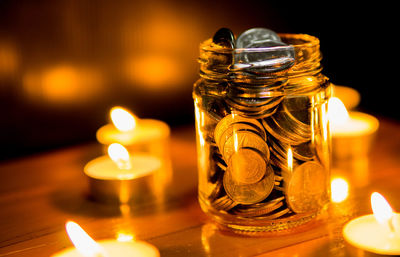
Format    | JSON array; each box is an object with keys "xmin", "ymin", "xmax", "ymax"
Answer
[
  {"xmin": 331, "ymin": 84, "xmax": 361, "ymax": 110},
  {"xmin": 52, "ymin": 221, "xmax": 159, "ymax": 257},
  {"xmin": 328, "ymin": 97, "xmax": 379, "ymax": 160},
  {"xmin": 84, "ymin": 143, "xmax": 161, "ymax": 203},
  {"xmin": 343, "ymin": 192, "xmax": 400, "ymax": 256},
  {"xmin": 96, "ymin": 106, "xmax": 170, "ymax": 148}
]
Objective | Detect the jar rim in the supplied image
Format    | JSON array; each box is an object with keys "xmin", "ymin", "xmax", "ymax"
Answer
[{"xmin": 200, "ymin": 33, "xmax": 320, "ymax": 53}]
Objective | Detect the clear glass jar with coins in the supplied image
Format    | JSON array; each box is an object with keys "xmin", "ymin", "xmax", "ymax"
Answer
[{"xmin": 193, "ymin": 28, "xmax": 331, "ymax": 234}]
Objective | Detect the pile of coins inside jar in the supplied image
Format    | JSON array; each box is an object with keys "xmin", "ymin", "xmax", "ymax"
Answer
[{"xmin": 202, "ymin": 28, "xmax": 328, "ymax": 221}]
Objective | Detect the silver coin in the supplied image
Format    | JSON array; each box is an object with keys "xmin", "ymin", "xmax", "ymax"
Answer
[
  {"xmin": 234, "ymin": 40, "xmax": 295, "ymax": 73},
  {"xmin": 236, "ymin": 28, "xmax": 281, "ymax": 48}
]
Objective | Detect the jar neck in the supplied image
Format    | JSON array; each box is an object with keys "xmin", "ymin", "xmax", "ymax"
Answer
[{"xmin": 198, "ymin": 33, "xmax": 323, "ymax": 82}]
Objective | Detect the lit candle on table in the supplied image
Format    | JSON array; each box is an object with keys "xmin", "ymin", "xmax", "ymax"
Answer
[
  {"xmin": 96, "ymin": 106, "xmax": 170, "ymax": 149},
  {"xmin": 331, "ymin": 84, "xmax": 361, "ymax": 110},
  {"xmin": 84, "ymin": 143, "xmax": 161, "ymax": 203},
  {"xmin": 52, "ymin": 221, "xmax": 159, "ymax": 257},
  {"xmin": 328, "ymin": 97, "xmax": 379, "ymax": 160},
  {"xmin": 343, "ymin": 192, "xmax": 400, "ymax": 256}
]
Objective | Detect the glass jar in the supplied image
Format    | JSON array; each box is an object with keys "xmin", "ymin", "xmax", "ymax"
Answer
[{"xmin": 193, "ymin": 33, "xmax": 331, "ymax": 234}]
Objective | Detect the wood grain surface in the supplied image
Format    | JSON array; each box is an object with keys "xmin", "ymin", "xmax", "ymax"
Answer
[{"xmin": 0, "ymin": 119, "xmax": 399, "ymax": 257}]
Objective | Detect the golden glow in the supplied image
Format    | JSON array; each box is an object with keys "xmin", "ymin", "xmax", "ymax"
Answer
[
  {"xmin": 65, "ymin": 221, "xmax": 106, "ymax": 257},
  {"xmin": 23, "ymin": 65, "xmax": 103, "ymax": 105},
  {"xmin": 331, "ymin": 177, "xmax": 349, "ymax": 203},
  {"xmin": 125, "ymin": 55, "xmax": 184, "ymax": 89},
  {"xmin": 0, "ymin": 42, "xmax": 18, "ymax": 77},
  {"xmin": 116, "ymin": 232, "xmax": 134, "ymax": 242},
  {"xmin": 328, "ymin": 97, "xmax": 350, "ymax": 127},
  {"xmin": 110, "ymin": 107, "xmax": 137, "ymax": 132},
  {"xmin": 194, "ymin": 103, "xmax": 205, "ymax": 147},
  {"xmin": 287, "ymin": 147, "xmax": 293, "ymax": 172},
  {"xmin": 108, "ymin": 143, "xmax": 132, "ymax": 170},
  {"xmin": 371, "ymin": 192, "xmax": 394, "ymax": 225},
  {"xmin": 332, "ymin": 85, "xmax": 361, "ymax": 110}
]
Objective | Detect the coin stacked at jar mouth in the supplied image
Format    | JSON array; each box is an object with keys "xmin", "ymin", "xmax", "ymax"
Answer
[{"xmin": 199, "ymin": 27, "xmax": 329, "ymax": 221}]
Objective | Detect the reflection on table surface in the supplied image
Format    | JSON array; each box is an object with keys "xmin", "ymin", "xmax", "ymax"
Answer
[{"xmin": 0, "ymin": 119, "xmax": 399, "ymax": 257}]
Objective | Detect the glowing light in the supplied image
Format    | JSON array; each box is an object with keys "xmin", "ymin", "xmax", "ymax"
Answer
[
  {"xmin": 331, "ymin": 177, "xmax": 349, "ymax": 203},
  {"xmin": 371, "ymin": 192, "xmax": 394, "ymax": 225},
  {"xmin": 116, "ymin": 232, "xmax": 134, "ymax": 242},
  {"xmin": 287, "ymin": 147, "xmax": 293, "ymax": 172},
  {"xmin": 22, "ymin": 65, "xmax": 103, "ymax": 104},
  {"xmin": 124, "ymin": 55, "xmax": 184, "ymax": 89},
  {"xmin": 110, "ymin": 107, "xmax": 137, "ymax": 132},
  {"xmin": 0, "ymin": 42, "xmax": 18, "ymax": 77},
  {"xmin": 65, "ymin": 221, "xmax": 106, "ymax": 257},
  {"xmin": 328, "ymin": 97, "xmax": 350, "ymax": 127},
  {"xmin": 108, "ymin": 143, "xmax": 131, "ymax": 170}
]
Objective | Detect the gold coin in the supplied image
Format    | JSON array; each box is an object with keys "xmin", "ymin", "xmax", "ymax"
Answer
[
  {"xmin": 217, "ymin": 124, "xmax": 263, "ymax": 151},
  {"xmin": 229, "ymin": 148, "xmax": 266, "ymax": 185},
  {"xmin": 222, "ymin": 131, "xmax": 270, "ymax": 163},
  {"xmin": 223, "ymin": 165, "xmax": 274, "ymax": 205},
  {"xmin": 285, "ymin": 161, "xmax": 328, "ymax": 214},
  {"xmin": 214, "ymin": 114, "xmax": 264, "ymax": 146},
  {"xmin": 212, "ymin": 195, "xmax": 237, "ymax": 211}
]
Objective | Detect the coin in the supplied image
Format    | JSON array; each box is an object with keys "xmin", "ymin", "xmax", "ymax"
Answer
[
  {"xmin": 284, "ymin": 161, "xmax": 328, "ymax": 214},
  {"xmin": 234, "ymin": 40, "xmax": 295, "ymax": 73},
  {"xmin": 216, "ymin": 123, "xmax": 264, "ymax": 152},
  {"xmin": 212, "ymin": 28, "xmax": 235, "ymax": 48},
  {"xmin": 214, "ymin": 114, "xmax": 265, "ymax": 145},
  {"xmin": 236, "ymin": 28, "xmax": 281, "ymax": 48},
  {"xmin": 229, "ymin": 148, "xmax": 267, "ymax": 185},
  {"xmin": 221, "ymin": 130, "xmax": 270, "ymax": 164},
  {"xmin": 262, "ymin": 114, "xmax": 309, "ymax": 146},
  {"xmin": 233, "ymin": 200, "xmax": 284, "ymax": 218},
  {"xmin": 212, "ymin": 195, "xmax": 237, "ymax": 211},
  {"xmin": 223, "ymin": 164, "xmax": 275, "ymax": 205}
]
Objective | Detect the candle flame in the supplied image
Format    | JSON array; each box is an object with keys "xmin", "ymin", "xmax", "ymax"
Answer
[
  {"xmin": 371, "ymin": 192, "xmax": 394, "ymax": 225},
  {"xmin": 65, "ymin": 221, "xmax": 107, "ymax": 257},
  {"xmin": 116, "ymin": 232, "xmax": 134, "ymax": 242},
  {"xmin": 328, "ymin": 97, "xmax": 350, "ymax": 127},
  {"xmin": 331, "ymin": 177, "xmax": 349, "ymax": 203},
  {"xmin": 110, "ymin": 107, "xmax": 137, "ymax": 132},
  {"xmin": 108, "ymin": 143, "xmax": 131, "ymax": 170},
  {"xmin": 287, "ymin": 147, "xmax": 293, "ymax": 172}
]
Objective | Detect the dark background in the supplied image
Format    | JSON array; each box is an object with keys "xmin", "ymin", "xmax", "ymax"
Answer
[{"xmin": 0, "ymin": 0, "xmax": 397, "ymax": 161}]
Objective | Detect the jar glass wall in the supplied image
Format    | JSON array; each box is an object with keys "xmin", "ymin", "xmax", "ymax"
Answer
[{"xmin": 193, "ymin": 34, "xmax": 331, "ymax": 234}]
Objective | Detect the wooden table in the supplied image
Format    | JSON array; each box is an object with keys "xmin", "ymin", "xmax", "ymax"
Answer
[{"xmin": 0, "ymin": 118, "xmax": 399, "ymax": 257}]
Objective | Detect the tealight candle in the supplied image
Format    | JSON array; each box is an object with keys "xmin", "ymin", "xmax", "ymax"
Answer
[
  {"xmin": 52, "ymin": 221, "xmax": 160, "ymax": 257},
  {"xmin": 328, "ymin": 97, "xmax": 379, "ymax": 160},
  {"xmin": 84, "ymin": 143, "xmax": 161, "ymax": 203},
  {"xmin": 331, "ymin": 84, "xmax": 361, "ymax": 110},
  {"xmin": 343, "ymin": 192, "xmax": 400, "ymax": 256},
  {"xmin": 96, "ymin": 106, "xmax": 170, "ymax": 150}
]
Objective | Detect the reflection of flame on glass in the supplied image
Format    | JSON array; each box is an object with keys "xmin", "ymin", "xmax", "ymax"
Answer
[
  {"xmin": 108, "ymin": 143, "xmax": 132, "ymax": 170},
  {"xmin": 331, "ymin": 177, "xmax": 349, "ymax": 203},
  {"xmin": 287, "ymin": 147, "xmax": 293, "ymax": 172},
  {"xmin": 110, "ymin": 107, "xmax": 137, "ymax": 132},
  {"xmin": 328, "ymin": 97, "xmax": 350, "ymax": 127},
  {"xmin": 194, "ymin": 100, "xmax": 205, "ymax": 147},
  {"xmin": 65, "ymin": 221, "xmax": 107, "ymax": 257}
]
